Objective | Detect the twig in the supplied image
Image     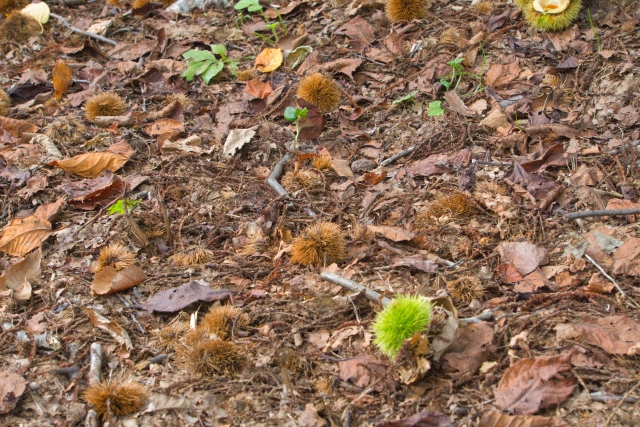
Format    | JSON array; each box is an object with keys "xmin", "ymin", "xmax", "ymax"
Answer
[
  {"xmin": 379, "ymin": 146, "xmax": 415, "ymax": 167},
  {"xmin": 590, "ymin": 391, "xmax": 638, "ymax": 404},
  {"xmin": 50, "ymin": 13, "xmax": 118, "ymax": 46},
  {"xmin": 565, "ymin": 208, "xmax": 640, "ymax": 220},
  {"xmin": 88, "ymin": 342, "xmax": 103, "ymax": 385},
  {"xmin": 604, "ymin": 377, "xmax": 640, "ymax": 425},
  {"xmin": 320, "ymin": 271, "xmax": 392, "ymax": 307},
  {"xmin": 267, "ymin": 153, "xmax": 292, "ymax": 197},
  {"xmin": 584, "ymin": 254, "xmax": 626, "ymax": 297}
]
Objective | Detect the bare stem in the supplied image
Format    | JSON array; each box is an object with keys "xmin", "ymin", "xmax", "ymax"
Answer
[{"xmin": 50, "ymin": 13, "xmax": 118, "ymax": 46}]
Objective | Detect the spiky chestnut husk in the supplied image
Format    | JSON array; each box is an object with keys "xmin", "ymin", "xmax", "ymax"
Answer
[
  {"xmin": 312, "ymin": 154, "xmax": 333, "ymax": 170},
  {"xmin": 83, "ymin": 382, "xmax": 148, "ymax": 416},
  {"xmin": 0, "ymin": 11, "xmax": 41, "ymax": 42},
  {"xmin": 371, "ymin": 295, "xmax": 433, "ymax": 358},
  {"xmin": 296, "ymin": 73, "xmax": 342, "ymax": 114},
  {"xmin": 181, "ymin": 339, "xmax": 246, "ymax": 376},
  {"xmin": 95, "ymin": 243, "xmax": 136, "ymax": 273},
  {"xmin": 44, "ymin": 116, "xmax": 87, "ymax": 145},
  {"xmin": 171, "ymin": 247, "xmax": 214, "ymax": 266},
  {"xmin": 198, "ymin": 305, "xmax": 245, "ymax": 340},
  {"xmin": 0, "ymin": 89, "xmax": 11, "ymax": 117},
  {"xmin": 0, "ymin": 0, "xmax": 28, "ymax": 14},
  {"xmin": 281, "ymin": 169, "xmax": 323, "ymax": 191},
  {"xmin": 519, "ymin": 0, "xmax": 583, "ymax": 32},
  {"xmin": 290, "ymin": 221, "xmax": 346, "ymax": 267},
  {"xmin": 446, "ymin": 276, "xmax": 484, "ymax": 303},
  {"xmin": 385, "ymin": 0, "xmax": 428, "ymax": 23},
  {"xmin": 84, "ymin": 92, "xmax": 127, "ymax": 120}
]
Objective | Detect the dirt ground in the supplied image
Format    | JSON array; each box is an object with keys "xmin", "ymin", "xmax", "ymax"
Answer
[{"xmin": 1, "ymin": 0, "xmax": 640, "ymax": 426}]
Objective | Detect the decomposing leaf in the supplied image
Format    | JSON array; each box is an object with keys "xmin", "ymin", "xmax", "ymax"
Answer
[
  {"xmin": 478, "ymin": 410, "xmax": 570, "ymax": 427},
  {"xmin": 254, "ymin": 48, "xmax": 283, "ymax": 73},
  {"xmin": 297, "ymin": 98, "xmax": 324, "ymax": 140},
  {"xmin": 331, "ymin": 159, "xmax": 353, "ymax": 178},
  {"xmin": 338, "ymin": 355, "xmax": 386, "ymax": 388},
  {"xmin": 559, "ymin": 316, "xmax": 640, "ymax": 356},
  {"xmin": 495, "ymin": 353, "xmax": 575, "ymax": 415},
  {"xmin": 0, "ymin": 116, "xmax": 39, "ymax": 137},
  {"xmin": 367, "ymin": 225, "xmax": 415, "ymax": 242},
  {"xmin": 484, "ymin": 62, "xmax": 521, "ymax": 87},
  {"xmin": 65, "ymin": 171, "xmax": 127, "ymax": 210},
  {"xmin": 91, "ymin": 266, "xmax": 146, "ymax": 296},
  {"xmin": 47, "ymin": 142, "xmax": 134, "ymax": 178},
  {"xmin": 443, "ymin": 321, "xmax": 495, "ymax": 375},
  {"xmin": 0, "ymin": 247, "xmax": 41, "ymax": 300},
  {"xmin": 137, "ymin": 281, "xmax": 231, "ymax": 313},
  {"xmin": 0, "ymin": 371, "xmax": 26, "ymax": 415},
  {"xmin": 612, "ymin": 237, "xmax": 640, "ymax": 276},
  {"xmin": 244, "ymin": 78, "xmax": 273, "ymax": 99},
  {"xmin": 375, "ymin": 411, "xmax": 451, "ymax": 427},
  {"xmin": 498, "ymin": 242, "xmax": 549, "ymax": 276},
  {"xmin": 52, "ymin": 59, "xmax": 72, "ymax": 101},
  {"xmin": 223, "ymin": 128, "xmax": 256, "ymax": 157},
  {"xmin": 82, "ymin": 307, "xmax": 133, "ymax": 349},
  {"xmin": 0, "ymin": 216, "xmax": 52, "ymax": 256},
  {"xmin": 147, "ymin": 392, "xmax": 196, "ymax": 412}
]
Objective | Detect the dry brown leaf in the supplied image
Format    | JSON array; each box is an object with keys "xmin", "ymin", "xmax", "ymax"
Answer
[
  {"xmin": 34, "ymin": 197, "xmax": 66, "ymax": 222},
  {"xmin": 569, "ymin": 315, "xmax": 640, "ymax": 356},
  {"xmin": 82, "ymin": 307, "xmax": 133, "ymax": 349},
  {"xmin": 47, "ymin": 143, "xmax": 133, "ymax": 178},
  {"xmin": 498, "ymin": 242, "xmax": 549, "ymax": 276},
  {"xmin": 367, "ymin": 225, "xmax": 415, "ymax": 242},
  {"xmin": 52, "ymin": 59, "xmax": 73, "ymax": 101},
  {"xmin": 514, "ymin": 270, "xmax": 548, "ymax": 293},
  {"xmin": 375, "ymin": 411, "xmax": 451, "ymax": 427},
  {"xmin": 612, "ymin": 237, "xmax": 640, "ymax": 276},
  {"xmin": 0, "ymin": 248, "xmax": 41, "ymax": 300},
  {"xmin": 0, "ymin": 371, "xmax": 27, "ymax": 415},
  {"xmin": 331, "ymin": 159, "xmax": 353, "ymax": 178},
  {"xmin": 0, "ymin": 116, "xmax": 39, "ymax": 137},
  {"xmin": 244, "ymin": 78, "xmax": 273, "ymax": 99},
  {"xmin": 338, "ymin": 355, "xmax": 385, "ymax": 388},
  {"xmin": 478, "ymin": 410, "xmax": 571, "ymax": 427},
  {"xmin": 254, "ymin": 48, "xmax": 283, "ymax": 73},
  {"xmin": 485, "ymin": 62, "xmax": 521, "ymax": 87},
  {"xmin": 495, "ymin": 352, "xmax": 575, "ymax": 415},
  {"xmin": 91, "ymin": 266, "xmax": 146, "ymax": 296},
  {"xmin": 443, "ymin": 321, "xmax": 495, "ymax": 375},
  {"xmin": 0, "ymin": 216, "xmax": 52, "ymax": 256}
]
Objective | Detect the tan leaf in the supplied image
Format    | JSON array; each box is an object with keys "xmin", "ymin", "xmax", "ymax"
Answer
[
  {"xmin": 34, "ymin": 197, "xmax": 66, "ymax": 222},
  {"xmin": 367, "ymin": 225, "xmax": 415, "ymax": 242},
  {"xmin": 47, "ymin": 151, "xmax": 129, "ymax": 178},
  {"xmin": 82, "ymin": 307, "xmax": 133, "ymax": 349},
  {"xmin": 612, "ymin": 237, "xmax": 640, "ymax": 276},
  {"xmin": 495, "ymin": 352, "xmax": 575, "ymax": 415},
  {"xmin": 244, "ymin": 78, "xmax": 273, "ymax": 99},
  {"xmin": 330, "ymin": 159, "xmax": 353, "ymax": 178},
  {"xmin": 52, "ymin": 59, "xmax": 72, "ymax": 101},
  {"xmin": 0, "ymin": 116, "xmax": 39, "ymax": 137},
  {"xmin": 91, "ymin": 266, "xmax": 146, "ymax": 296},
  {"xmin": 0, "ymin": 216, "xmax": 52, "ymax": 256},
  {"xmin": 570, "ymin": 315, "xmax": 640, "ymax": 356},
  {"xmin": 498, "ymin": 242, "xmax": 549, "ymax": 276},
  {"xmin": 478, "ymin": 410, "xmax": 571, "ymax": 427},
  {"xmin": 0, "ymin": 248, "xmax": 41, "ymax": 300},
  {"xmin": 0, "ymin": 371, "xmax": 27, "ymax": 415},
  {"xmin": 254, "ymin": 48, "xmax": 283, "ymax": 73}
]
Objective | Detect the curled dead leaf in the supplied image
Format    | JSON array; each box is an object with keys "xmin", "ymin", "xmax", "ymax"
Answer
[
  {"xmin": 91, "ymin": 266, "xmax": 146, "ymax": 296},
  {"xmin": 0, "ymin": 248, "xmax": 41, "ymax": 300},
  {"xmin": 52, "ymin": 59, "xmax": 72, "ymax": 101},
  {"xmin": 0, "ymin": 216, "xmax": 52, "ymax": 257},
  {"xmin": 254, "ymin": 48, "xmax": 283, "ymax": 73}
]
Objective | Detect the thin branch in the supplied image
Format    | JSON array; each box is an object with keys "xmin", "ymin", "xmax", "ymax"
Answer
[
  {"xmin": 50, "ymin": 13, "xmax": 118, "ymax": 46},
  {"xmin": 88, "ymin": 342, "xmax": 103, "ymax": 385},
  {"xmin": 584, "ymin": 254, "xmax": 626, "ymax": 297},
  {"xmin": 566, "ymin": 208, "xmax": 640, "ymax": 220},
  {"xmin": 379, "ymin": 146, "xmax": 415, "ymax": 167},
  {"xmin": 267, "ymin": 153, "xmax": 292, "ymax": 197},
  {"xmin": 320, "ymin": 271, "xmax": 392, "ymax": 307}
]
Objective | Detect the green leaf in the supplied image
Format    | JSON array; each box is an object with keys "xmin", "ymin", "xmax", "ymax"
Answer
[
  {"xmin": 202, "ymin": 61, "xmax": 225, "ymax": 84},
  {"xmin": 440, "ymin": 78, "xmax": 452, "ymax": 90},
  {"xmin": 235, "ymin": 0, "xmax": 261, "ymax": 12},
  {"xmin": 192, "ymin": 61, "xmax": 213, "ymax": 76},
  {"xmin": 107, "ymin": 199, "xmax": 142, "ymax": 216},
  {"xmin": 296, "ymin": 108, "xmax": 307, "ymax": 119},
  {"xmin": 392, "ymin": 89, "xmax": 419, "ymax": 105},
  {"xmin": 181, "ymin": 62, "xmax": 203, "ymax": 81},
  {"xmin": 227, "ymin": 60, "xmax": 239, "ymax": 76},
  {"xmin": 284, "ymin": 106, "xmax": 298, "ymax": 122},
  {"xmin": 182, "ymin": 49, "xmax": 216, "ymax": 62},
  {"xmin": 448, "ymin": 57, "xmax": 465, "ymax": 67},
  {"xmin": 209, "ymin": 44, "xmax": 227, "ymax": 56},
  {"xmin": 427, "ymin": 100, "xmax": 445, "ymax": 117}
]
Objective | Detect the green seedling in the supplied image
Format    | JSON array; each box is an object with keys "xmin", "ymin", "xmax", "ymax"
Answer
[
  {"xmin": 108, "ymin": 198, "xmax": 142, "ymax": 216},
  {"xmin": 182, "ymin": 44, "xmax": 239, "ymax": 84},
  {"xmin": 587, "ymin": 9, "xmax": 600, "ymax": 52},
  {"xmin": 371, "ymin": 295, "xmax": 434, "ymax": 358},
  {"xmin": 392, "ymin": 89, "xmax": 419, "ymax": 105},
  {"xmin": 427, "ymin": 100, "xmax": 445, "ymax": 117},
  {"xmin": 284, "ymin": 106, "xmax": 307, "ymax": 147},
  {"xmin": 440, "ymin": 54, "xmax": 484, "ymax": 96},
  {"xmin": 235, "ymin": 0, "xmax": 287, "ymax": 45}
]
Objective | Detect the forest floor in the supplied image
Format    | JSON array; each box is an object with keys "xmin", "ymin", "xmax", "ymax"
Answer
[{"xmin": 1, "ymin": 0, "xmax": 640, "ymax": 426}]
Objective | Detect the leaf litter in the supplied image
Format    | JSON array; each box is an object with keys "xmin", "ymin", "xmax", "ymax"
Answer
[{"xmin": 1, "ymin": 0, "xmax": 640, "ymax": 426}]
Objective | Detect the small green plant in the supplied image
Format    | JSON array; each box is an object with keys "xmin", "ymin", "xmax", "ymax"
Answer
[
  {"xmin": 108, "ymin": 198, "xmax": 142, "ymax": 216},
  {"xmin": 587, "ymin": 9, "xmax": 601, "ymax": 52},
  {"xmin": 440, "ymin": 56, "xmax": 484, "ymax": 96},
  {"xmin": 181, "ymin": 45, "xmax": 239, "ymax": 84},
  {"xmin": 234, "ymin": 0, "xmax": 286, "ymax": 45},
  {"xmin": 284, "ymin": 106, "xmax": 307, "ymax": 147},
  {"xmin": 371, "ymin": 295, "xmax": 434, "ymax": 358},
  {"xmin": 427, "ymin": 100, "xmax": 445, "ymax": 117},
  {"xmin": 392, "ymin": 89, "xmax": 419, "ymax": 105}
]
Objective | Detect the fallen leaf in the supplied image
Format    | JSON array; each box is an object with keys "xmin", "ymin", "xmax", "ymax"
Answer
[
  {"xmin": 322, "ymin": 58, "xmax": 362, "ymax": 80},
  {"xmin": 137, "ymin": 281, "xmax": 231, "ymax": 313},
  {"xmin": 0, "ymin": 116, "xmax": 39, "ymax": 137},
  {"xmin": 495, "ymin": 352, "xmax": 575, "ymax": 415},
  {"xmin": 514, "ymin": 269, "xmax": 548, "ymax": 293},
  {"xmin": 331, "ymin": 159, "xmax": 354, "ymax": 178},
  {"xmin": 254, "ymin": 48, "xmax": 283, "ymax": 73},
  {"xmin": 65, "ymin": 171, "xmax": 127, "ymax": 210},
  {"xmin": 375, "ymin": 411, "xmax": 451, "ymax": 427},
  {"xmin": 244, "ymin": 78, "xmax": 273, "ymax": 99},
  {"xmin": 223, "ymin": 128, "xmax": 256, "ymax": 157},
  {"xmin": 567, "ymin": 316, "xmax": 640, "ymax": 356},
  {"xmin": 0, "ymin": 371, "xmax": 26, "ymax": 414},
  {"xmin": 478, "ymin": 410, "xmax": 570, "ymax": 427},
  {"xmin": 443, "ymin": 322, "xmax": 495, "ymax": 375},
  {"xmin": 367, "ymin": 225, "xmax": 415, "ymax": 242},
  {"xmin": 485, "ymin": 62, "xmax": 521, "ymax": 88},
  {"xmin": 52, "ymin": 59, "xmax": 72, "ymax": 100},
  {"xmin": 91, "ymin": 266, "xmax": 146, "ymax": 296},
  {"xmin": 0, "ymin": 216, "xmax": 52, "ymax": 256},
  {"xmin": 47, "ymin": 143, "xmax": 133, "ymax": 178},
  {"xmin": 391, "ymin": 255, "xmax": 437, "ymax": 273},
  {"xmin": 612, "ymin": 237, "xmax": 640, "ymax": 276},
  {"xmin": 498, "ymin": 242, "xmax": 549, "ymax": 276},
  {"xmin": 338, "ymin": 355, "xmax": 385, "ymax": 388},
  {"xmin": 82, "ymin": 307, "xmax": 133, "ymax": 349},
  {"xmin": 0, "ymin": 247, "xmax": 41, "ymax": 300},
  {"xmin": 297, "ymin": 98, "xmax": 324, "ymax": 140},
  {"xmin": 26, "ymin": 312, "xmax": 47, "ymax": 333}
]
